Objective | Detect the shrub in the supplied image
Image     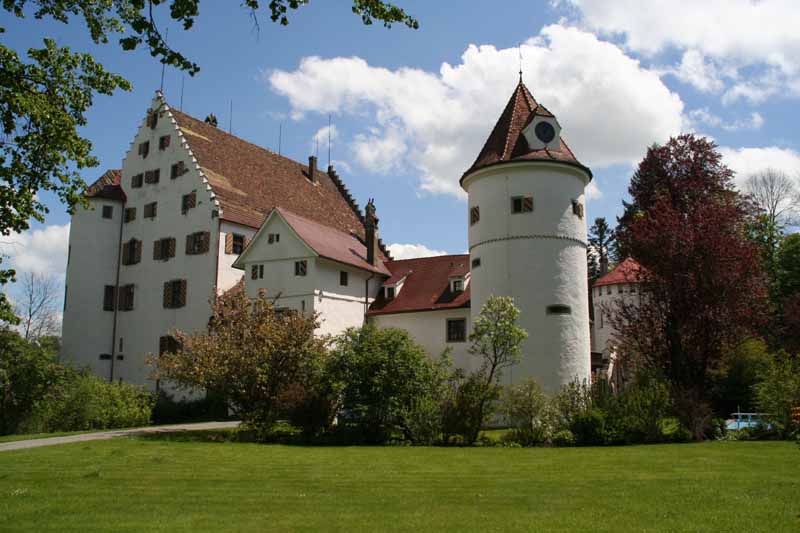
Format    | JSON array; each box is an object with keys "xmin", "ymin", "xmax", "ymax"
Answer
[
  {"xmin": 501, "ymin": 378, "xmax": 548, "ymax": 445},
  {"xmin": 754, "ymin": 352, "xmax": 800, "ymax": 438},
  {"xmin": 551, "ymin": 429, "xmax": 575, "ymax": 446},
  {"xmin": 548, "ymin": 379, "xmax": 591, "ymax": 435},
  {"xmin": 614, "ymin": 376, "xmax": 672, "ymax": 443},
  {"xmin": 327, "ymin": 325, "xmax": 448, "ymax": 444},
  {"xmin": 441, "ymin": 370, "xmax": 491, "ymax": 445},
  {"xmin": 151, "ymin": 391, "xmax": 229, "ymax": 425},
  {"xmin": 23, "ymin": 371, "xmax": 154, "ymax": 433},
  {"xmin": 571, "ymin": 408, "xmax": 610, "ymax": 446}
]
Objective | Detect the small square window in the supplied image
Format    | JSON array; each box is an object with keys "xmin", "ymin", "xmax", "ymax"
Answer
[
  {"xmin": 572, "ymin": 199, "xmax": 584, "ymax": 219},
  {"xmin": 512, "ymin": 195, "xmax": 534, "ymax": 214},
  {"xmin": 385, "ymin": 286, "xmax": 395, "ymax": 299},
  {"xmin": 470, "ymin": 206, "xmax": 480, "ymax": 226},
  {"xmin": 268, "ymin": 233, "xmax": 280, "ymax": 244},
  {"xmin": 171, "ymin": 161, "xmax": 186, "ymax": 179},
  {"xmin": 131, "ymin": 173, "xmax": 144, "ymax": 188},
  {"xmin": 144, "ymin": 202, "xmax": 157, "ymax": 219},
  {"xmin": 145, "ymin": 169, "xmax": 160, "ymax": 184},
  {"xmin": 159, "ymin": 135, "xmax": 170, "ymax": 150},
  {"xmin": 138, "ymin": 141, "xmax": 150, "ymax": 158},
  {"xmin": 446, "ymin": 318, "xmax": 466, "ymax": 343},
  {"xmin": 232, "ymin": 234, "xmax": 245, "ymax": 254},
  {"xmin": 102, "ymin": 205, "xmax": 113, "ymax": 219},
  {"xmin": 471, "ymin": 257, "xmax": 481, "ymax": 269},
  {"xmin": 294, "ymin": 260, "xmax": 307, "ymax": 277},
  {"xmin": 452, "ymin": 279, "xmax": 464, "ymax": 292},
  {"xmin": 181, "ymin": 192, "xmax": 196, "ymax": 214},
  {"xmin": 340, "ymin": 271, "xmax": 349, "ymax": 286},
  {"xmin": 124, "ymin": 207, "xmax": 136, "ymax": 223}
]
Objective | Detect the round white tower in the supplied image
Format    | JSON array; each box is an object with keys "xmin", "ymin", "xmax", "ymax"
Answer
[{"xmin": 462, "ymin": 80, "xmax": 592, "ymax": 392}]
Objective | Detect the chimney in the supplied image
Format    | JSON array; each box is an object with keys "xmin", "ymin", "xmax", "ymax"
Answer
[
  {"xmin": 365, "ymin": 198, "xmax": 379, "ymax": 266},
  {"xmin": 308, "ymin": 156, "xmax": 317, "ymax": 183}
]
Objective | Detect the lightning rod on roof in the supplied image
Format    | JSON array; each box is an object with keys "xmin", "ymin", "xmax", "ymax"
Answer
[
  {"xmin": 518, "ymin": 42, "xmax": 523, "ymax": 82},
  {"xmin": 229, "ymin": 100, "xmax": 233, "ymax": 134},
  {"xmin": 328, "ymin": 114, "xmax": 332, "ymax": 167},
  {"xmin": 278, "ymin": 122, "xmax": 283, "ymax": 155},
  {"xmin": 160, "ymin": 28, "xmax": 169, "ymax": 93},
  {"xmin": 179, "ymin": 75, "xmax": 185, "ymax": 111}
]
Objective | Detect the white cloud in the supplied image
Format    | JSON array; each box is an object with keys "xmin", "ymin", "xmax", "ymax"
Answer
[
  {"xmin": 387, "ymin": 243, "xmax": 448, "ymax": 260},
  {"xmin": 268, "ymin": 24, "xmax": 683, "ymax": 197},
  {"xmin": 585, "ymin": 181, "xmax": 603, "ymax": 200},
  {"xmin": 0, "ymin": 223, "xmax": 70, "ymax": 279},
  {"xmin": 311, "ymin": 124, "xmax": 338, "ymax": 155},
  {"xmin": 688, "ymin": 108, "xmax": 764, "ymax": 132},
  {"xmin": 564, "ymin": 0, "xmax": 800, "ymax": 102},
  {"xmin": 719, "ymin": 146, "xmax": 800, "ymax": 187}
]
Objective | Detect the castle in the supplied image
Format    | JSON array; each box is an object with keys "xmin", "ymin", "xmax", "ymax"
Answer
[{"xmin": 62, "ymin": 79, "xmax": 612, "ymax": 392}]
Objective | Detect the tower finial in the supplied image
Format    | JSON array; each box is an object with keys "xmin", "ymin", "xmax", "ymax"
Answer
[{"xmin": 518, "ymin": 43, "xmax": 523, "ymax": 83}]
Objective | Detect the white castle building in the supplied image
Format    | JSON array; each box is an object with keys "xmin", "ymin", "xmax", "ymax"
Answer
[{"xmin": 62, "ymin": 80, "xmax": 599, "ymax": 392}]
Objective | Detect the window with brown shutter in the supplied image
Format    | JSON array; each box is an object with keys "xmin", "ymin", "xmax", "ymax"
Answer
[
  {"xmin": 159, "ymin": 335, "xmax": 181, "ymax": 355},
  {"xmin": 511, "ymin": 195, "xmax": 534, "ymax": 214},
  {"xmin": 147, "ymin": 111, "xmax": 158, "ymax": 129},
  {"xmin": 103, "ymin": 285, "xmax": 116, "ymax": 311},
  {"xmin": 181, "ymin": 191, "xmax": 196, "ymax": 214},
  {"xmin": 470, "ymin": 206, "xmax": 480, "ymax": 225},
  {"xmin": 145, "ymin": 169, "xmax": 160, "ymax": 184},
  {"xmin": 124, "ymin": 207, "xmax": 136, "ymax": 223},
  {"xmin": 163, "ymin": 279, "xmax": 187, "ymax": 309},
  {"xmin": 159, "ymin": 135, "xmax": 170, "ymax": 150},
  {"xmin": 138, "ymin": 141, "xmax": 149, "ymax": 158},
  {"xmin": 185, "ymin": 231, "xmax": 210, "ymax": 255},
  {"xmin": 170, "ymin": 161, "xmax": 187, "ymax": 179},
  {"xmin": 144, "ymin": 202, "xmax": 157, "ymax": 219},
  {"xmin": 118, "ymin": 284, "xmax": 135, "ymax": 311},
  {"xmin": 232, "ymin": 234, "xmax": 245, "ymax": 254},
  {"xmin": 153, "ymin": 237, "xmax": 176, "ymax": 261},
  {"xmin": 572, "ymin": 199, "xmax": 584, "ymax": 219},
  {"xmin": 122, "ymin": 239, "xmax": 142, "ymax": 265},
  {"xmin": 131, "ymin": 173, "xmax": 143, "ymax": 188}
]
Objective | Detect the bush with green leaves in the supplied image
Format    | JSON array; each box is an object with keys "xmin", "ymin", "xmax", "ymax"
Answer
[
  {"xmin": 327, "ymin": 325, "xmax": 448, "ymax": 444},
  {"xmin": 22, "ymin": 371, "xmax": 154, "ymax": 433},
  {"xmin": 501, "ymin": 378, "xmax": 549, "ymax": 445},
  {"xmin": 755, "ymin": 352, "xmax": 800, "ymax": 438}
]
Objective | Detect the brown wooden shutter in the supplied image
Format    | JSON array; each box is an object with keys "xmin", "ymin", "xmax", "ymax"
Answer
[
  {"xmin": 200, "ymin": 231, "xmax": 210, "ymax": 253},
  {"xmin": 159, "ymin": 335, "xmax": 168, "ymax": 355},
  {"xmin": 178, "ymin": 280, "xmax": 187, "ymax": 307},
  {"xmin": 523, "ymin": 196, "xmax": 533, "ymax": 212},
  {"xmin": 185, "ymin": 234, "xmax": 192, "ymax": 255},
  {"xmin": 163, "ymin": 281, "xmax": 172, "ymax": 308},
  {"xmin": 167, "ymin": 238, "xmax": 176, "ymax": 258},
  {"xmin": 244, "ymin": 236, "xmax": 251, "ymax": 248},
  {"xmin": 134, "ymin": 240, "xmax": 142, "ymax": 264},
  {"xmin": 225, "ymin": 233, "xmax": 233, "ymax": 254},
  {"xmin": 121, "ymin": 242, "xmax": 130, "ymax": 265},
  {"xmin": 153, "ymin": 240, "xmax": 162, "ymax": 260}
]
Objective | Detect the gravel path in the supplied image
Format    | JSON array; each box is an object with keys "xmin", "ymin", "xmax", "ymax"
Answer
[{"xmin": 0, "ymin": 421, "xmax": 241, "ymax": 452}]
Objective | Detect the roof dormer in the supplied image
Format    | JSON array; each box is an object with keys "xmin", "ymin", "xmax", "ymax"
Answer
[
  {"xmin": 449, "ymin": 272, "xmax": 470, "ymax": 293},
  {"xmin": 522, "ymin": 113, "xmax": 561, "ymax": 152}
]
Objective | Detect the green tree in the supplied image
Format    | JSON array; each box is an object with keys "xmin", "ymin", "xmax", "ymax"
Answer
[
  {"xmin": 501, "ymin": 378, "xmax": 548, "ymax": 445},
  {"xmin": 327, "ymin": 324, "xmax": 448, "ymax": 444},
  {"xmin": 588, "ymin": 217, "xmax": 616, "ymax": 280},
  {"xmin": 0, "ymin": 0, "xmax": 417, "ymax": 322},
  {"xmin": 777, "ymin": 233, "xmax": 800, "ymax": 298},
  {"xmin": 754, "ymin": 352, "xmax": 800, "ymax": 438},
  {"xmin": 462, "ymin": 295, "xmax": 527, "ymax": 444}
]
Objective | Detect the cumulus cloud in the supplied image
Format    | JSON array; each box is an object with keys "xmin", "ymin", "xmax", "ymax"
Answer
[
  {"xmin": 564, "ymin": 0, "xmax": 800, "ymax": 102},
  {"xmin": 268, "ymin": 24, "xmax": 683, "ymax": 198},
  {"xmin": 387, "ymin": 243, "xmax": 448, "ymax": 260},
  {"xmin": 719, "ymin": 146, "xmax": 800, "ymax": 187},
  {"xmin": 311, "ymin": 124, "xmax": 338, "ymax": 154},
  {"xmin": 0, "ymin": 223, "xmax": 70, "ymax": 279},
  {"xmin": 688, "ymin": 108, "xmax": 764, "ymax": 132},
  {"xmin": 585, "ymin": 181, "xmax": 603, "ymax": 200}
]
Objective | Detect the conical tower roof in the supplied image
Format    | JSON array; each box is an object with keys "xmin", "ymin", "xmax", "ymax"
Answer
[{"xmin": 461, "ymin": 80, "xmax": 591, "ymax": 184}]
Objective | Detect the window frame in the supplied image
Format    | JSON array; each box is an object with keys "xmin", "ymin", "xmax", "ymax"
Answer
[
  {"xmin": 446, "ymin": 318, "xmax": 467, "ymax": 343},
  {"xmin": 469, "ymin": 206, "xmax": 480, "ymax": 226},
  {"xmin": 101, "ymin": 205, "xmax": 114, "ymax": 219},
  {"xmin": 511, "ymin": 195, "xmax": 534, "ymax": 214},
  {"xmin": 385, "ymin": 286, "xmax": 395, "ymax": 299},
  {"xmin": 340, "ymin": 270, "xmax": 349, "ymax": 287},
  {"xmin": 471, "ymin": 257, "xmax": 481, "ymax": 269},
  {"xmin": 231, "ymin": 233, "xmax": 245, "ymax": 254},
  {"xmin": 294, "ymin": 260, "xmax": 307, "ymax": 277}
]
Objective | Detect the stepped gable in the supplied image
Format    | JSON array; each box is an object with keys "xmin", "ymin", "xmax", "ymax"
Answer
[
  {"xmin": 367, "ymin": 254, "xmax": 471, "ymax": 315},
  {"xmin": 85, "ymin": 169, "xmax": 125, "ymax": 202},
  {"xmin": 169, "ymin": 108, "xmax": 367, "ymax": 240},
  {"xmin": 461, "ymin": 80, "xmax": 590, "ymax": 182}
]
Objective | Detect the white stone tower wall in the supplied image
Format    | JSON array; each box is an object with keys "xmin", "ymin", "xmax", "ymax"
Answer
[{"xmin": 465, "ymin": 162, "xmax": 591, "ymax": 391}]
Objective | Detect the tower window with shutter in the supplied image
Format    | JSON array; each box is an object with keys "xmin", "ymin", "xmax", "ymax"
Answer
[
  {"xmin": 159, "ymin": 135, "xmax": 170, "ymax": 150},
  {"xmin": 138, "ymin": 141, "xmax": 149, "ymax": 158},
  {"xmin": 103, "ymin": 285, "xmax": 116, "ymax": 311},
  {"xmin": 163, "ymin": 279, "xmax": 187, "ymax": 309},
  {"xmin": 144, "ymin": 202, "xmax": 157, "ymax": 219},
  {"xmin": 145, "ymin": 169, "xmax": 160, "ymax": 184},
  {"xmin": 470, "ymin": 206, "xmax": 480, "ymax": 225},
  {"xmin": 131, "ymin": 173, "xmax": 144, "ymax": 188},
  {"xmin": 185, "ymin": 231, "xmax": 210, "ymax": 255},
  {"xmin": 121, "ymin": 239, "xmax": 142, "ymax": 265},
  {"xmin": 181, "ymin": 192, "xmax": 196, "ymax": 214},
  {"xmin": 171, "ymin": 161, "xmax": 186, "ymax": 179},
  {"xmin": 124, "ymin": 207, "xmax": 136, "ymax": 223},
  {"xmin": 294, "ymin": 260, "xmax": 307, "ymax": 276},
  {"xmin": 511, "ymin": 195, "xmax": 534, "ymax": 214},
  {"xmin": 572, "ymin": 199, "xmax": 584, "ymax": 219}
]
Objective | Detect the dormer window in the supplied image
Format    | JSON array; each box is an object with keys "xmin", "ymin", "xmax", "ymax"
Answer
[
  {"xmin": 385, "ymin": 286, "xmax": 395, "ymax": 300},
  {"xmin": 451, "ymin": 278, "xmax": 464, "ymax": 293},
  {"xmin": 522, "ymin": 116, "xmax": 561, "ymax": 151}
]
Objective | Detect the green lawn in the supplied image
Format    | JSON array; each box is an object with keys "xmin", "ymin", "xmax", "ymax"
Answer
[{"xmin": 0, "ymin": 437, "xmax": 798, "ymax": 532}]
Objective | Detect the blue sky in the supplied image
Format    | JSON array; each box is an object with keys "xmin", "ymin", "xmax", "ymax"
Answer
[{"xmin": 3, "ymin": 0, "xmax": 800, "ymax": 309}]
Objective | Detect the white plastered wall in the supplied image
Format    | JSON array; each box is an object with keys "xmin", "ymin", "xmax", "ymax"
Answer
[
  {"xmin": 464, "ymin": 161, "xmax": 591, "ymax": 391},
  {"xmin": 217, "ymin": 220, "xmax": 256, "ymax": 293},
  {"xmin": 591, "ymin": 282, "xmax": 642, "ymax": 355}
]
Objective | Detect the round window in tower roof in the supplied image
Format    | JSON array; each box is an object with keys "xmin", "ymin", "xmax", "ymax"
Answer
[{"xmin": 534, "ymin": 121, "xmax": 556, "ymax": 144}]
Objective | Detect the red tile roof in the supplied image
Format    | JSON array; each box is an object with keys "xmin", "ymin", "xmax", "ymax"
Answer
[
  {"xmin": 85, "ymin": 169, "xmax": 126, "ymax": 202},
  {"xmin": 367, "ymin": 254, "xmax": 471, "ymax": 316},
  {"xmin": 461, "ymin": 81, "xmax": 591, "ymax": 183},
  {"xmin": 169, "ymin": 107, "xmax": 390, "ymax": 258},
  {"xmin": 594, "ymin": 257, "xmax": 645, "ymax": 287},
  {"xmin": 277, "ymin": 207, "xmax": 391, "ymax": 276}
]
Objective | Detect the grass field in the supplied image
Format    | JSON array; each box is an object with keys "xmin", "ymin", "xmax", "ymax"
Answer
[{"xmin": 0, "ymin": 435, "xmax": 798, "ymax": 532}]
